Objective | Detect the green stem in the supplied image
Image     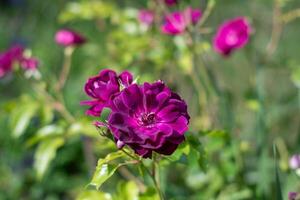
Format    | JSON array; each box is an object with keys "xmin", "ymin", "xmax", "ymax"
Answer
[{"xmin": 56, "ymin": 47, "xmax": 74, "ymax": 92}]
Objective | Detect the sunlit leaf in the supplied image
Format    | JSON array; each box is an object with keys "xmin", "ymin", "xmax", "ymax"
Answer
[
  {"xmin": 10, "ymin": 101, "xmax": 39, "ymax": 138},
  {"xmin": 114, "ymin": 181, "xmax": 139, "ymax": 200},
  {"xmin": 139, "ymin": 187, "xmax": 160, "ymax": 200},
  {"xmin": 59, "ymin": 1, "xmax": 115, "ymax": 23},
  {"xmin": 26, "ymin": 124, "xmax": 64, "ymax": 147},
  {"xmin": 89, "ymin": 151, "xmax": 125, "ymax": 189},
  {"xmin": 34, "ymin": 137, "xmax": 64, "ymax": 179},
  {"xmin": 77, "ymin": 190, "xmax": 112, "ymax": 200}
]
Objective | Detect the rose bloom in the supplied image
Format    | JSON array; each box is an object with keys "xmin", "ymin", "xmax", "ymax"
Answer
[
  {"xmin": 213, "ymin": 17, "xmax": 251, "ymax": 56},
  {"xmin": 138, "ymin": 9, "xmax": 154, "ymax": 26},
  {"xmin": 161, "ymin": 8, "xmax": 202, "ymax": 35},
  {"xmin": 55, "ymin": 29, "xmax": 86, "ymax": 47},
  {"xmin": 161, "ymin": 11, "xmax": 187, "ymax": 35},
  {"xmin": 290, "ymin": 154, "xmax": 300, "ymax": 170},
  {"xmin": 0, "ymin": 45, "xmax": 35, "ymax": 77},
  {"xmin": 108, "ymin": 81, "xmax": 190, "ymax": 158},
  {"xmin": 164, "ymin": 0, "xmax": 177, "ymax": 6},
  {"xmin": 81, "ymin": 69, "xmax": 133, "ymax": 117},
  {"xmin": 184, "ymin": 7, "xmax": 202, "ymax": 25}
]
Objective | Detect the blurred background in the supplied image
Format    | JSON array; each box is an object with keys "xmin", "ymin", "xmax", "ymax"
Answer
[{"xmin": 0, "ymin": 0, "xmax": 300, "ymax": 199}]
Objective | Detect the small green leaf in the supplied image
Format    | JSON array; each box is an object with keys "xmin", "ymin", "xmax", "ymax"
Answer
[
  {"xmin": 34, "ymin": 137, "xmax": 64, "ymax": 179},
  {"xmin": 26, "ymin": 125, "xmax": 64, "ymax": 147},
  {"xmin": 139, "ymin": 187, "xmax": 160, "ymax": 200},
  {"xmin": 89, "ymin": 151, "xmax": 125, "ymax": 189},
  {"xmin": 187, "ymin": 135, "xmax": 208, "ymax": 171},
  {"xmin": 10, "ymin": 103, "xmax": 39, "ymax": 138},
  {"xmin": 115, "ymin": 181, "xmax": 139, "ymax": 200},
  {"xmin": 77, "ymin": 190, "xmax": 112, "ymax": 200}
]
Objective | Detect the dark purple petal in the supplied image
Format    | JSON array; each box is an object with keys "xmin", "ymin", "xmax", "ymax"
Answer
[
  {"xmin": 107, "ymin": 81, "xmax": 189, "ymax": 158},
  {"xmin": 119, "ymin": 70, "xmax": 133, "ymax": 87}
]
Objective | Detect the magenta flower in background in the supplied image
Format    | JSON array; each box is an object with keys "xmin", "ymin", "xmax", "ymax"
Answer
[
  {"xmin": 164, "ymin": 0, "xmax": 177, "ymax": 6},
  {"xmin": 0, "ymin": 45, "xmax": 37, "ymax": 77},
  {"xmin": 138, "ymin": 10, "xmax": 154, "ymax": 26},
  {"xmin": 20, "ymin": 57, "xmax": 39, "ymax": 70},
  {"xmin": 108, "ymin": 81, "xmax": 190, "ymax": 158},
  {"xmin": 213, "ymin": 17, "xmax": 251, "ymax": 56},
  {"xmin": 184, "ymin": 7, "xmax": 202, "ymax": 25},
  {"xmin": 289, "ymin": 192, "xmax": 299, "ymax": 200},
  {"xmin": 0, "ymin": 53, "xmax": 13, "ymax": 77},
  {"xmin": 161, "ymin": 8, "xmax": 202, "ymax": 35},
  {"xmin": 161, "ymin": 11, "xmax": 187, "ymax": 35},
  {"xmin": 290, "ymin": 155, "xmax": 300, "ymax": 169},
  {"xmin": 81, "ymin": 69, "xmax": 133, "ymax": 117},
  {"xmin": 55, "ymin": 29, "xmax": 86, "ymax": 47}
]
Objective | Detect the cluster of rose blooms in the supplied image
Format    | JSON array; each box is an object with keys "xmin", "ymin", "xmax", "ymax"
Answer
[
  {"xmin": 138, "ymin": 0, "xmax": 252, "ymax": 56},
  {"xmin": 81, "ymin": 69, "xmax": 190, "ymax": 158},
  {"xmin": 0, "ymin": 29, "xmax": 85, "ymax": 78}
]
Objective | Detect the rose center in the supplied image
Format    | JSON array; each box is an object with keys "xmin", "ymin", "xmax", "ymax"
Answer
[{"xmin": 140, "ymin": 112, "xmax": 156, "ymax": 126}]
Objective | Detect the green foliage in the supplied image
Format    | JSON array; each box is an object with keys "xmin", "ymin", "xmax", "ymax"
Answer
[
  {"xmin": 1, "ymin": 0, "xmax": 300, "ymax": 199},
  {"xmin": 34, "ymin": 137, "xmax": 64, "ymax": 179},
  {"xmin": 89, "ymin": 151, "xmax": 125, "ymax": 190}
]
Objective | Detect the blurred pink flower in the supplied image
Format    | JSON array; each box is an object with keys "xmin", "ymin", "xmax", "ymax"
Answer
[
  {"xmin": 290, "ymin": 154, "xmax": 300, "ymax": 169},
  {"xmin": 213, "ymin": 17, "xmax": 251, "ymax": 56},
  {"xmin": 55, "ymin": 29, "xmax": 86, "ymax": 47},
  {"xmin": 161, "ymin": 8, "xmax": 202, "ymax": 35},
  {"xmin": 0, "ymin": 45, "xmax": 39, "ymax": 77},
  {"xmin": 289, "ymin": 192, "xmax": 299, "ymax": 200},
  {"xmin": 20, "ymin": 57, "xmax": 39, "ymax": 70},
  {"xmin": 184, "ymin": 7, "xmax": 202, "ymax": 25},
  {"xmin": 138, "ymin": 10, "xmax": 154, "ymax": 26},
  {"xmin": 161, "ymin": 11, "xmax": 187, "ymax": 35},
  {"xmin": 164, "ymin": 0, "xmax": 177, "ymax": 6}
]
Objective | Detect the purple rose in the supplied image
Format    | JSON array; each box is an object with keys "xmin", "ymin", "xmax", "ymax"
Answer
[
  {"xmin": 55, "ymin": 29, "xmax": 86, "ymax": 47},
  {"xmin": 161, "ymin": 11, "xmax": 187, "ymax": 35},
  {"xmin": 164, "ymin": 0, "xmax": 177, "ymax": 6},
  {"xmin": 138, "ymin": 10, "xmax": 154, "ymax": 26},
  {"xmin": 213, "ymin": 17, "xmax": 251, "ymax": 56},
  {"xmin": 184, "ymin": 7, "xmax": 202, "ymax": 25},
  {"xmin": 108, "ymin": 81, "xmax": 190, "ymax": 158},
  {"xmin": 289, "ymin": 192, "xmax": 299, "ymax": 200},
  {"xmin": 81, "ymin": 69, "xmax": 134, "ymax": 117},
  {"xmin": 290, "ymin": 154, "xmax": 300, "ymax": 170}
]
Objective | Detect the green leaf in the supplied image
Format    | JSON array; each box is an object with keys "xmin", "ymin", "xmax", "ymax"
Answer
[
  {"xmin": 77, "ymin": 190, "xmax": 112, "ymax": 200},
  {"xmin": 10, "ymin": 102, "xmax": 39, "ymax": 138},
  {"xmin": 34, "ymin": 137, "xmax": 64, "ymax": 179},
  {"xmin": 89, "ymin": 151, "xmax": 125, "ymax": 189},
  {"xmin": 59, "ymin": 1, "xmax": 115, "ymax": 23},
  {"xmin": 187, "ymin": 135, "xmax": 208, "ymax": 172},
  {"xmin": 114, "ymin": 181, "xmax": 139, "ymax": 200},
  {"xmin": 26, "ymin": 125, "xmax": 64, "ymax": 147},
  {"xmin": 139, "ymin": 187, "xmax": 160, "ymax": 200}
]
